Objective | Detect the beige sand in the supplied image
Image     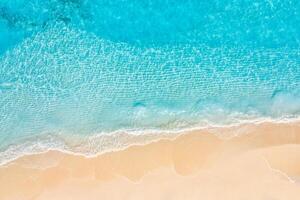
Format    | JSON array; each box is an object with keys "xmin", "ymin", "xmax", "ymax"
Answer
[{"xmin": 0, "ymin": 122, "xmax": 300, "ymax": 200}]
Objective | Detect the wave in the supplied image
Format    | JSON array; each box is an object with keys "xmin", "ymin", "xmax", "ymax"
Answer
[{"xmin": 1, "ymin": 117, "xmax": 300, "ymax": 166}]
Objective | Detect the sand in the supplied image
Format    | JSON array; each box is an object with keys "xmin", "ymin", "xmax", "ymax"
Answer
[{"xmin": 0, "ymin": 121, "xmax": 300, "ymax": 200}]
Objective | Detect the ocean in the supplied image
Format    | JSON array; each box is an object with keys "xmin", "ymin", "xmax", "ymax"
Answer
[{"xmin": 0, "ymin": 0, "xmax": 299, "ymax": 164}]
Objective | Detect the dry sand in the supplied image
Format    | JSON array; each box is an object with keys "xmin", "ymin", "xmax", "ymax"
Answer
[{"xmin": 0, "ymin": 122, "xmax": 300, "ymax": 200}]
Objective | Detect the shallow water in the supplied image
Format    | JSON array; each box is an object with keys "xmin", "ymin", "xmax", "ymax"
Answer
[{"xmin": 0, "ymin": 0, "xmax": 299, "ymax": 161}]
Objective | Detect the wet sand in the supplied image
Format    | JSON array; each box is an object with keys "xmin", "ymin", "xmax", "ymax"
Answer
[{"xmin": 1, "ymin": 121, "xmax": 300, "ymax": 200}]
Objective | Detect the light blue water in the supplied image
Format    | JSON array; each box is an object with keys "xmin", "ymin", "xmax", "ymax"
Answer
[{"xmin": 0, "ymin": 0, "xmax": 300, "ymax": 159}]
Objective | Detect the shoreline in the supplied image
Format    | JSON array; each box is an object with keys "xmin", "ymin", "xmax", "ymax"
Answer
[
  {"xmin": 1, "ymin": 121, "xmax": 300, "ymax": 199},
  {"xmin": 1, "ymin": 117, "xmax": 300, "ymax": 167}
]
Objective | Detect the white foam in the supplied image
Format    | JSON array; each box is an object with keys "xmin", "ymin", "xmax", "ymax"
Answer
[{"xmin": 1, "ymin": 116, "xmax": 299, "ymax": 167}]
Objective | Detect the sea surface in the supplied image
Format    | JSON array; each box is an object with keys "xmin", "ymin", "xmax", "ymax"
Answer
[{"xmin": 0, "ymin": 0, "xmax": 300, "ymax": 164}]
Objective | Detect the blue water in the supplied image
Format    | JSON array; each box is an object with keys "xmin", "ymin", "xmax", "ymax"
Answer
[{"xmin": 0, "ymin": 0, "xmax": 300, "ymax": 158}]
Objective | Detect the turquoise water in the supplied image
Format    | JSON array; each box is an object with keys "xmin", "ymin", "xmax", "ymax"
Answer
[{"xmin": 0, "ymin": 0, "xmax": 300, "ymax": 160}]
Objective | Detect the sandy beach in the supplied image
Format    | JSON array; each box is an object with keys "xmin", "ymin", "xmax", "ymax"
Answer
[
  {"xmin": 1, "ymin": 1, "xmax": 299, "ymax": 199},
  {"xmin": 0, "ymin": 121, "xmax": 300, "ymax": 200}
]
